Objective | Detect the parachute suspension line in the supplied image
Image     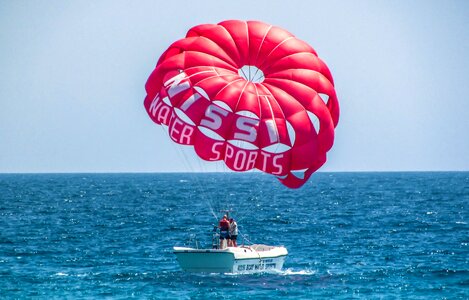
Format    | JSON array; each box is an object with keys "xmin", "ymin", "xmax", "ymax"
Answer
[
  {"xmin": 247, "ymin": 21, "xmax": 251, "ymax": 82},
  {"xmin": 238, "ymin": 65, "xmax": 264, "ymax": 83},
  {"xmin": 250, "ymin": 24, "xmax": 271, "ymax": 84},
  {"xmin": 207, "ymin": 201, "xmax": 218, "ymax": 221},
  {"xmin": 161, "ymin": 125, "xmax": 234, "ymax": 222},
  {"xmin": 238, "ymin": 229, "xmax": 253, "ymax": 246},
  {"xmin": 190, "ymin": 144, "xmax": 219, "ymax": 222},
  {"xmin": 158, "ymin": 125, "xmax": 218, "ymax": 220},
  {"xmin": 253, "ymin": 70, "xmax": 265, "ymax": 83},
  {"xmin": 176, "ymin": 144, "xmax": 219, "ymax": 221},
  {"xmin": 239, "ymin": 67, "xmax": 249, "ymax": 81},
  {"xmin": 250, "ymin": 58, "xmax": 265, "ymax": 82},
  {"xmin": 252, "ymin": 68, "xmax": 260, "ymax": 82}
]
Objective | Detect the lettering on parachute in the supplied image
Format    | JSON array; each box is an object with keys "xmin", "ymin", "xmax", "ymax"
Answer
[{"xmin": 149, "ymin": 71, "xmax": 286, "ymax": 175}]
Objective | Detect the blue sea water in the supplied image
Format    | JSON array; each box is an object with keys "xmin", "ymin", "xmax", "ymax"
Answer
[{"xmin": 0, "ymin": 172, "xmax": 468, "ymax": 299}]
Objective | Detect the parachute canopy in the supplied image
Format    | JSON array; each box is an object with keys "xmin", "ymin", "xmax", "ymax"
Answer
[{"xmin": 144, "ymin": 20, "xmax": 339, "ymax": 188}]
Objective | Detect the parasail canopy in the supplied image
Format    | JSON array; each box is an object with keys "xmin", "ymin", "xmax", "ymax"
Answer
[{"xmin": 144, "ymin": 20, "xmax": 339, "ymax": 188}]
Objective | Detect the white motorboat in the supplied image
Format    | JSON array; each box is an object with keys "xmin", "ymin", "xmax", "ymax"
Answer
[{"xmin": 173, "ymin": 244, "xmax": 288, "ymax": 273}]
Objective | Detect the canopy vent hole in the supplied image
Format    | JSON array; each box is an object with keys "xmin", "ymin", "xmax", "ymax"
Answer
[{"xmin": 238, "ymin": 65, "xmax": 265, "ymax": 83}]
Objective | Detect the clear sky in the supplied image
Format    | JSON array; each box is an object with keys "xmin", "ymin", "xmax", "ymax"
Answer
[{"xmin": 1, "ymin": 0, "xmax": 468, "ymax": 173}]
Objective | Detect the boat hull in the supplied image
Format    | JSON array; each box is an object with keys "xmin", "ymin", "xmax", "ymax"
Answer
[{"xmin": 173, "ymin": 245, "xmax": 287, "ymax": 273}]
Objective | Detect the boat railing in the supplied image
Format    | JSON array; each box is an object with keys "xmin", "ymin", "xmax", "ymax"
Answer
[
  {"xmin": 186, "ymin": 233, "xmax": 201, "ymax": 249},
  {"xmin": 211, "ymin": 226, "xmax": 220, "ymax": 249}
]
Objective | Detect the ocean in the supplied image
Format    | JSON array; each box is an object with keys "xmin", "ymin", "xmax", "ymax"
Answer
[{"xmin": 0, "ymin": 172, "xmax": 468, "ymax": 299}]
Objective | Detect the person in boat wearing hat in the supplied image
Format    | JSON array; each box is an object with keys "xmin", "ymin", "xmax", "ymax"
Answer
[
  {"xmin": 229, "ymin": 218, "xmax": 238, "ymax": 247},
  {"xmin": 219, "ymin": 215, "xmax": 230, "ymax": 249}
]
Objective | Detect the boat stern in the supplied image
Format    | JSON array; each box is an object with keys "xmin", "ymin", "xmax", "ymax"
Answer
[{"xmin": 173, "ymin": 247, "xmax": 235, "ymax": 273}]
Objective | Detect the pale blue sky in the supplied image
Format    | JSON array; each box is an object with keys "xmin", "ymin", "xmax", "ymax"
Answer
[{"xmin": 1, "ymin": 0, "xmax": 468, "ymax": 173}]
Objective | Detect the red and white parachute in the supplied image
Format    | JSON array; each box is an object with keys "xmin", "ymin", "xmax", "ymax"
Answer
[{"xmin": 144, "ymin": 20, "xmax": 339, "ymax": 188}]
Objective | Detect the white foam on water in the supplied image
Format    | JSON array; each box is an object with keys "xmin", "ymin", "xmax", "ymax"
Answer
[
  {"xmin": 278, "ymin": 268, "xmax": 316, "ymax": 276},
  {"xmin": 224, "ymin": 268, "xmax": 316, "ymax": 276},
  {"xmin": 54, "ymin": 272, "xmax": 92, "ymax": 277}
]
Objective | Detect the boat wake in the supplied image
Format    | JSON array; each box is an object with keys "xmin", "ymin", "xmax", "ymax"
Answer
[
  {"xmin": 220, "ymin": 269, "xmax": 316, "ymax": 277},
  {"xmin": 221, "ymin": 268, "xmax": 316, "ymax": 276},
  {"xmin": 277, "ymin": 268, "xmax": 316, "ymax": 276}
]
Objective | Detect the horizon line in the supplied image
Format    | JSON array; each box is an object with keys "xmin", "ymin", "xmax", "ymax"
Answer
[{"xmin": 0, "ymin": 170, "xmax": 468, "ymax": 175}]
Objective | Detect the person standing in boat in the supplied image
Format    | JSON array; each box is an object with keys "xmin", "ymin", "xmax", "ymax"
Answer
[
  {"xmin": 219, "ymin": 215, "xmax": 230, "ymax": 249},
  {"xmin": 229, "ymin": 218, "xmax": 238, "ymax": 247}
]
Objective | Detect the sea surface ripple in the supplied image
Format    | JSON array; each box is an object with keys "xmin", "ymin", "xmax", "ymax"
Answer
[{"xmin": 0, "ymin": 172, "xmax": 468, "ymax": 299}]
